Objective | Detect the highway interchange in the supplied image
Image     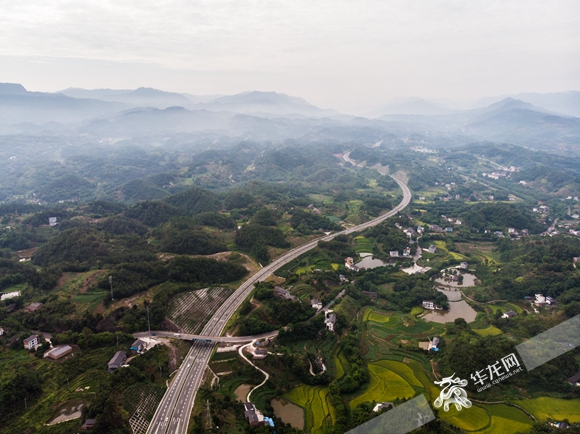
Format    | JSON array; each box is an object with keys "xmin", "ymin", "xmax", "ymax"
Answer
[{"xmin": 146, "ymin": 176, "xmax": 412, "ymax": 434}]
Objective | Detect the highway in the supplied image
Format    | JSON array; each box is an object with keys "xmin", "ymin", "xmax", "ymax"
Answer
[{"xmin": 146, "ymin": 175, "xmax": 411, "ymax": 434}]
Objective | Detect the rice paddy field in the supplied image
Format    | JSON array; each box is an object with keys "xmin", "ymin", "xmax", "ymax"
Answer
[
  {"xmin": 479, "ymin": 404, "xmax": 534, "ymax": 434},
  {"xmin": 284, "ymin": 385, "xmax": 335, "ymax": 434},
  {"xmin": 511, "ymin": 397, "xmax": 580, "ymax": 423}
]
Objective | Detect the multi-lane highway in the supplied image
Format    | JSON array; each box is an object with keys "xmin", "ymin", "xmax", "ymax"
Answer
[{"xmin": 146, "ymin": 175, "xmax": 411, "ymax": 434}]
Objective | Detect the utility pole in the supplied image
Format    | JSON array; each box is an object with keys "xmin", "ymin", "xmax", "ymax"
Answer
[
  {"xmin": 205, "ymin": 400, "xmax": 212, "ymax": 430},
  {"xmin": 109, "ymin": 275, "xmax": 114, "ymax": 301},
  {"xmin": 24, "ymin": 397, "xmax": 27, "ymax": 410}
]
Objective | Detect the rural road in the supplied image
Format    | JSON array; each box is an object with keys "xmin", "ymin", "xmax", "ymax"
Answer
[{"xmin": 146, "ymin": 175, "xmax": 412, "ymax": 434}]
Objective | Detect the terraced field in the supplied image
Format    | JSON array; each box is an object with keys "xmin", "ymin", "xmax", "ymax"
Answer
[
  {"xmin": 167, "ymin": 287, "xmax": 233, "ymax": 333},
  {"xmin": 473, "ymin": 325, "xmax": 503, "ymax": 336},
  {"xmin": 349, "ymin": 362, "xmax": 416, "ymax": 409},
  {"xmin": 512, "ymin": 397, "xmax": 580, "ymax": 423},
  {"xmin": 488, "ymin": 302, "xmax": 524, "ymax": 314},
  {"xmin": 284, "ymin": 385, "xmax": 335, "ymax": 434},
  {"xmin": 439, "ymin": 405, "xmax": 490, "ymax": 431},
  {"xmin": 353, "ymin": 236, "xmax": 373, "ymax": 254}
]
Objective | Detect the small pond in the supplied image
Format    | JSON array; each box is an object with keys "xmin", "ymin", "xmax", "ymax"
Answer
[
  {"xmin": 234, "ymin": 384, "xmax": 253, "ymax": 402},
  {"xmin": 434, "ymin": 272, "xmax": 477, "ymax": 287},
  {"xmin": 356, "ymin": 254, "xmax": 392, "ymax": 269},
  {"xmin": 272, "ymin": 398, "xmax": 304, "ymax": 430},
  {"xmin": 423, "ymin": 289, "xmax": 477, "ymax": 324}
]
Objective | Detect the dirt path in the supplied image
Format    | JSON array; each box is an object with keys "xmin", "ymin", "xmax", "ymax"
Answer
[{"xmin": 239, "ymin": 341, "xmax": 269, "ymax": 402}]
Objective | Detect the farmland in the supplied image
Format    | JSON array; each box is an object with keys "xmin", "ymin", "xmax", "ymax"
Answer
[
  {"xmin": 167, "ymin": 287, "xmax": 233, "ymax": 334},
  {"xmin": 284, "ymin": 385, "xmax": 335, "ymax": 434},
  {"xmin": 479, "ymin": 404, "xmax": 533, "ymax": 434},
  {"xmin": 511, "ymin": 397, "xmax": 580, "ymax": 423}
]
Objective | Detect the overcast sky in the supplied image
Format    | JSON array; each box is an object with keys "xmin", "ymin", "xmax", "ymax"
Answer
[{"xmin": 1, "ymin": 0, "xmax": 579, "ymax": 113}]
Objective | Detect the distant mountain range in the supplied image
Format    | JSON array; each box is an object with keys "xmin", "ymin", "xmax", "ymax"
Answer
[{"xmin": 1, "ymin": 82, "xmax": 579, "ymax": 155}]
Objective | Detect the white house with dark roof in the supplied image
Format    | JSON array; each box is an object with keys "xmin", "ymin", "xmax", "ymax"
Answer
[
  {"xmin": 502, "ymin": 311, "xmax": 517, "ymax": 319},
  {"xmin": 23, "ymin": 334, "xmax": 39, "ymax": 350}
]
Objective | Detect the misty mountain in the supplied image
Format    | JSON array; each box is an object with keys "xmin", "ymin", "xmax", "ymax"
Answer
[
  {"xmin": 192, "ymin": 91, "xmax": 342, "ymax": 118},
  {"xmin": 374, "ymin": 98, "xmax": 455, "ymax": 116},
  {"xmin": 0, "ymin": 83, "xmax": 130, "ymax": 126},
  {"xmin": 473, "ymin": 91, "xmax": 580, "ymax": 118},
  {"xmin": 60, "ymin": 87, "xmax": 193, "ymax": 109}
]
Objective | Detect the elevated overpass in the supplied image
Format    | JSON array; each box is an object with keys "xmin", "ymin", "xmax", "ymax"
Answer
[{"xmin": 133, "ymin": 330, "xmax": 278, "ymax": 343}]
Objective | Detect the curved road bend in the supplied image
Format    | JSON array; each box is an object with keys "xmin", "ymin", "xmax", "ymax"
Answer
[{"xmin": 146, "ymin": 176, "xmax": 412, "ymax": 434}]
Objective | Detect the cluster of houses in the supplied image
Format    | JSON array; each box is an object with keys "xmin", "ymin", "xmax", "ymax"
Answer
[
  {"xmin": 528, "ymin": 294, "xmax": 556, "ymax": 306},
  {"xmin": 532, "ymin": 205, "xmax": 549, "ymax": 213},
  {"xmin": 428, "ymin": 224, "xmax": 454, "ymax": 233}
]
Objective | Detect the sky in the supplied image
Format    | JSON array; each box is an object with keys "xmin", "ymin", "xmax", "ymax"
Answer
[{"xmin": 1, "ymin": 0, "xmax": 579, "ymax": 113}]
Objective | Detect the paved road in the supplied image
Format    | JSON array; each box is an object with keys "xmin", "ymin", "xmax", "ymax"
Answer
[
  {"xmin": 133, "ymin": 330, "xmax": 279, "ymax": 343},
  {"xmin": 146, "ymin": 175, "xmax": 412, "ymax": 434}
]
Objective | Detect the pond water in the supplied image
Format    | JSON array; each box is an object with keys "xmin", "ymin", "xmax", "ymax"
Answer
[
  {"xmin": 234, "ymin": 384, "xmax": 253, "ymax": 402},
  {"xmin": 272, "ymin": 398, "xmax": 304, "ymax": 430},
  {"xmin": 356, "ymin": 255, "xmax": 391, "ymax": 269},
  {"xmin": 434, "ymin": 272, "xmax": 477, "ymax": 287},
  {"xmin": 423, "ymin": 289, "xmax": 477, "ymax": 324}
]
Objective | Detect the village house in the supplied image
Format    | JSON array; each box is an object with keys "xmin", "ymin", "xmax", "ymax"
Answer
[
  {"xmin": 310, "ymin": 299, "xmax": 323, "ymax": 310},
  {"xmin": 362, "ymin": 291, "xmax": 377, "ymax": 299},
  {"xmin": 82, "ymin": 418, "xmax": 96, "ymax": 430},
  {"xmin": 26, "ymin": 302, "xmax": 43, "ymax": 313},
  {"xmin": 253, "ymin": 349, "xmax": 269, "ymax": 360},
  {"xmin": 403, "ymin": 247, "xmax": 411, "ymax": 256},
  {"xmin": 344, "ymin": 257, "xmax": 360, "ymax": 271},
  {"xmin": 46, "ymin": 345, "xmax": 73, "ymax": 360},
  {"xmin": 502, "ymin": 311, "xmax": 517, "ymax": 319},
  {"xmin": 23, "ymin": 334, "xmax": 39, "ymax": 350},
  {"xmin": 422, "ymin": 300, "xmax": 435, "ymax": 310},
  {"xmin": 429, "ymin": 224, "xmax": 443, "ymax": 233},
  {"xmin": 389, "ymin": 251, "xmax": 399, "ymax": 257},
  {"xmin": 428, "ymin": 245, "xmax": 437, "ymax": 254},
  {"xmin": 0, "ymin": 327, "xmax": 4, "ymax": 336},
  {"xmin": 325, "ymin": 312, "xmax": 337, "ymax": 332},
  {"xmin": 430, "ymin": 337, "xmax": 440, "ymax": 351},
  {"xmin": 373, "ymin": 402, "xmax": 394, "ymax": 412},
  {"xmin": 566, "ymin": 372, "xmax": 580, "ymax": 387},
  {"xmin": 130, "ymin": 339, "xmax": 147, "ymax": 354},
  {"xmin": 107, "ymin": 351, "xmax": 127, "ymax": 372},
  {"xmin": 459, "ymin": 262, "xmax": 469, "ymax": 270},
  {"xmin": 244, "ymin": 402, "xmax": 266, "ymax": 427},
  {"xmin": 273, "ymin": 286, "xmax": 297, "ymax": 301}
]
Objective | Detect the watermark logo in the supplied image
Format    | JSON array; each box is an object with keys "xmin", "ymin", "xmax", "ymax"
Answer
[
  {"xmin": 470, "ymin": 352, "xmax": 523, "ymax": 392},
  {"xmin": 433, "ymin": 374, "xmax": 472, "ymax": 412}
]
